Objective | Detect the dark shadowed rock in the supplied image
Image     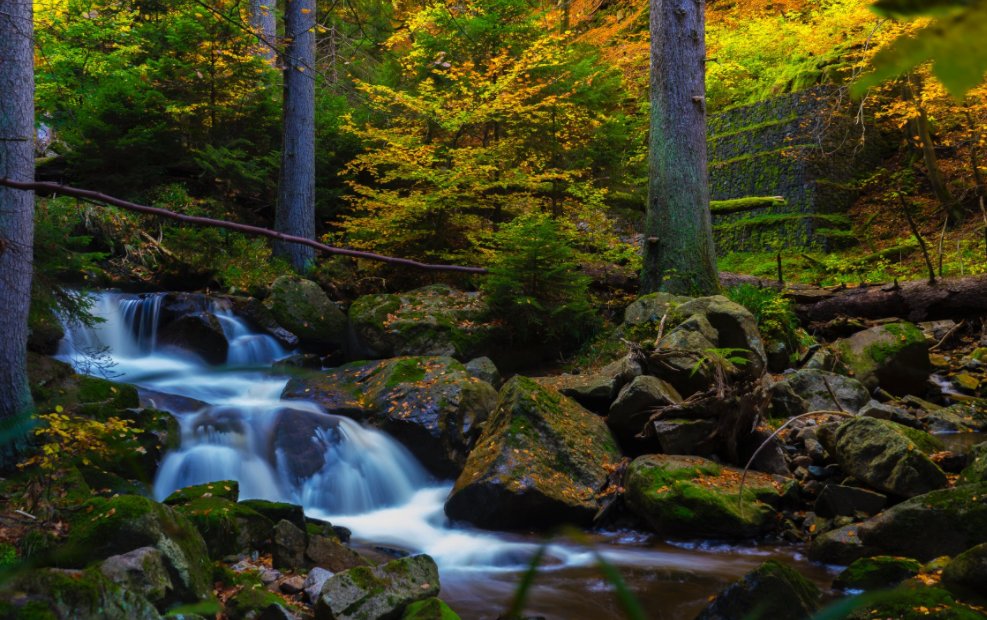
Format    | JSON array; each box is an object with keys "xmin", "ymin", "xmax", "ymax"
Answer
[
  {"xmin": 99, "ymin": 546, "xmax": 172, "ymax": 607},
  {"xmin": 814, "ymin": 484, "xmax": 887, "ymax": 518},
  {"xmin": 769, "ymin": 369, "xmax": 870, "ymax": 417},
  {"xmin": 265, "ymin": 276, "xmax": 347, "ymax": 350},
  {"xmin": 942, "ymin": 542, "xmax": 987, "ymax": 604},
  {"xmin": 835, "ymin": 322, "xmax": 931, "ymax": 396},
  {"xmin": 607, "ymin": 375, "xmax": 681, "ymax": 443},
  {"xmin": 158, "ymin": 312, "xmax": 229, "ymax": 364},
  {"xmin": 695, "ymin": 560, "xmax": 820, "ymax": 620},
  {"xmin": 833, "ymin": 556, "xmax": 922, "ymax": 591}
]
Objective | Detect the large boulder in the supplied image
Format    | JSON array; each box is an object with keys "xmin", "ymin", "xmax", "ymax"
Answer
[
  {"xmin": 623, "ymin": 454, "xmax": 792, "ymax": 538},
  {"xmin": 824, "ymin": 417, "xmax": 948, "ymax": 497},
  {"xmin": 268, "ymin": 407, "xmax": 345, "ymax": 480},
  {"xmin": 835, "ymin": 322, "xmax": 932, "ymax": 396},
  {"xmin": 0, "ymin": 567, "xmax": 163, "ymax": 620},
  {"xmin": 695, "ymin": 560, "xmax": 821, "ymax": 620},
  {"xmin": 171, "ymin": 496, "xmax": 274, "ymax": 560},
  {"xmin": 769, "ymin": 369, "xmax": 870, "ymax": 417},
  {"xmin": 56, "ymin": 494, "xmax": 213, "ymax": 602},
  {"xmin": 833, "ymin": 556, "xmax": 922, "ymax": 591},
  {"xmin": 157, "ymin": 312, "xmax": 229, "ymax": 364},
  {"xmin": 265, "ymin": 276, "xmax": 348, "ymax": 350},
  {"xmin": 348, "ymin": 284, "xmax": 496, "ymax": 361},
  {"xmin": 959, "ymin": 441, "xmax": 987, "ymax": 484},
  {"xmin": 545, "ymin": 353, "xmax": 643, "ymax": 413},
  {"xmin": 314, "ymin": 554, "xmax": 440, "ymax": 620},
  {"xmin": 98, "ymin": 547, "xmax": 173, "ymax": 607},
  {"xmin": 444, "ymin": 376, "xmax": 622, "ymax": 529},
  {"xmin": 840, "ymin": 585, "xmax": 984, "ymax": 619},
  {"xmin": 811, "ymin": 483, "xmax": 987, "ymax": 564},
  {"xmin": 607, "ymin": 375, "xmax": 682, "ymax": 444},
  {"xmin": 282, "ymin": 357, "xmax": 497, "ymax": 477},
  {"xmin": 942, "ymin": 542, "xmax": 987, "ymax": 604}
]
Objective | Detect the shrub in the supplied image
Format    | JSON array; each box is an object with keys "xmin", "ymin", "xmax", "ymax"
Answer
[{"xmin": 725, "ymin": 284, "xmax": 800, "ymax": 350}]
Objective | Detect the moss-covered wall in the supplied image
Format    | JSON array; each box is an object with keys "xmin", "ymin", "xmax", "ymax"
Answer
[{"xmin": 707, "ymin": 87, "xmax": 884, "ymax": 253}]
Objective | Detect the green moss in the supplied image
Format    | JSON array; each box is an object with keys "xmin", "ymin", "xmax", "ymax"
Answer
[
  {"xmin": 714, "ymin": 212, "xmax": 851, "ymax": 233},
  {"xmin": 164, "ymin": 480, "xmax": 240, "ymax": 505},
  {"xmin": 709, "ymin": 144, "xmax": 815, "ymax": 169},
  {"xmin": 844, "ymin": 586, "xmax": 984, "ymax": 619},
  {"xmin": 174, "ymin": 496, "xmax": 273, "ymax": 559},
  {"xmin": 402, "ymin": 597, "xmax": 462, "ymax": 619},
  {"xmin": 384, "ymin": 358, "xmax": 429, "ymax": 388},
  {"xmin": 710, "ymin": 196, "xmax": 788, "ymax": 214},
  {"xmin": 708, "ymin": 116, "xmax": 799, "ymax": 143},
  {"xmin": 834, "ymin": 556, "xmax": 923, "ymax": 590}
]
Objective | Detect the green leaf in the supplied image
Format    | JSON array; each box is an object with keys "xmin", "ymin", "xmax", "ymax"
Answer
[
  {"xmin": 871, "ymin": 0, "xmax": 973, "ymax": 17},
  {"xmin": 854, "ymin": 0, "xmax": 987, "ymax": 99}
]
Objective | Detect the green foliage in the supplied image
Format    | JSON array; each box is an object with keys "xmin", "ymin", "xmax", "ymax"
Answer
[
  {"xmin": 710, "ymin": 196, "xmax": 787, "ymax": 214},
  {"xmin": 482, "ymin": 214, "xmax": 598, "ymax": 347},
  {"xmin": 725, "ymin": 284, "xmax": 800, "ymax": 350}
]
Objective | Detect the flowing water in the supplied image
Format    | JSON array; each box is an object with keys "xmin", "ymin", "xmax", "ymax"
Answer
[{"xmin": 58, "ymin": 292, "xmax": 836, "ymax": 619}]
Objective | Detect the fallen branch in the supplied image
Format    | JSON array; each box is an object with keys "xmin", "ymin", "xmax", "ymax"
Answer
[{"xmin": 0, "ymin": 178, "xmax": 488, "ymax": 275}]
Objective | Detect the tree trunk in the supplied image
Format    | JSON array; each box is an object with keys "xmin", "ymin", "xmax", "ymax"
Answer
[
  {"xmin": 0, "ymin": 0, "xmax": 35, "ymax": 460},
  {"xmin": 275, "ymin": 0, "xmax": 317, "ymax": 272},
  {"xmin": 641, "ymin": 0, "xmax": 718, "ymax": 295},
  {"xmin": 903, "ymin": 74, "xmax": 958, "ymax": 220},
  {"xmin": 250, "ymin": 0, "xmax": 277, "ymax": 62}
]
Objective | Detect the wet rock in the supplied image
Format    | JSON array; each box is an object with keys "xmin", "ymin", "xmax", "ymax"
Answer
[
  {"xmin": 465, "ymin": 356, "xmax": 501, "ymax": 388},
  {"xmin": 306, "ymin": 534, "xmax": 369, "ymax": 572},
  {"xmin": 273, "ymin": 520, "xmax": 308, "ymax": 570},
  {"xmin": 551, "ymin": 353, "xmax": 642, "ymax": 413},
  {"xmin": 444, "ymin": 376, "xmax": 621, "ymax": 530},
  {"xmin": 814, "ymin": 484, "xmax": 887, "ymax": 518},
  {"xmin": 835, "ymin": 322, "xmax": 931, "ymax": 396},
  {"xmin": 99, "ymin": 546, "xmax": 172, "ymax": 606},
  {"xmin": 265, "ymin": 276, "xmax": 347, "ymax": 351},
  {"xmin": 811, "ymin": 483, "xmax": 987, "ymax": 563},
  {"xmin": 833, "ymin": 556, "xmax": 922, "ymax": 590},
  {"xmin": 158, "ymin": 312, "xmax": 229, "ymax": 364},
  {"xmin": 769, "ymin": 369, "xmax": 870, "ymax": 417},
  {"xmin": 859, "ymin": 399, "xmax": 919, "ymax": 427},
  {"xmin": 227, "ymin": 295, "xmax": 300, "ymax": 348},
  {"xmin": 283, "ymin": 357, "xmax": 497, "ymax": 477},
  {"xmin": 173, "ymin": 497, "xmax": 274, "ymax": 560},
  {"xmin": 58, "ymin": 494, "xmax": 212, "ymax": 602},
  {"xmin": 741, "ymin": 427, "xmax": 790, "ymax": 476},
  {"xmin": 826, "ymin": 417, "xmax": 947, "ymax": 497},
  {"xmin": 239, "ymin": 499, "xmax": 306, "ymax": 532},
  {"xmin": 401, "ymin": 597, "xmax": 462, "ymax": 619},
  {"xmin": 623, "ymin": 454, "xmax": 793, "ymax": 538},
  {"xmin": 165, "ymin": 480, "xmax": 240, "ymax": 504},
  {"xmin": 268, "ymin": 407, "xmax": 344, "ymax": 480},
  {"xmin": 942, "ymin": 542, "xmax": 987, "ymax": 604},
  {"xmin": 694, "ymin": 560, "xmax": 820, "ymax": 620},
  {"xmin": 304, "ymin": 567, "xmax": 334, "ymax": 604},
  {"xmin": 348, "ymin": 284, "xmax": 494, "ymax": 360},
  {"xmin": 920, "ymin": 403, "xmax": 987, "ymax": 433},
  {"xmin": 314, "ymin": 554, "xmax": 440, "ymax": 620},
  {"xmin": 959, "ymin": 442, "xmax": 987, "ymax": 484},
  {"xmin": 607, "ymin": 375, "xmax": 682, "ymax": 443},
  {"xmin": 0, "ymin": 567, "xmax": 163, "ymax": 620}
]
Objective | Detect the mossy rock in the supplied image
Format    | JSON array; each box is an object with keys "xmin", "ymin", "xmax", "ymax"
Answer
[
  {"xmin": 921, "ymin": 404, "xmax": 987, "ymax": 433},
  {"xmin": 173, "ymin": 496, "xmax": 274, "ymax": 560},
  {"xmin": 265, "ymin": 276, "xmax": 347, "ymax": 350},
  {"xmin": 348, "ymin": 284, "xmax": 498, "ymax": 361},
  {"xmin": 841, "ymin": 584, "xmax": 985, "ymax": 619},
  {"xmin": 444, "ymin": 376, "xmax": 622, "ymax": 530},
  {"xmin": 164, "ymin": 480, "xmax": 240, "ymax": 505},
  {"xmin": 94, "ymin": 407, "xmax": 180, "ymax": 485},
  {"xmin": 28, "ymin": 301, "xmax": 65, "ymax": 355},
  {"xmin": 0, "ymin": 567, "xmax": 162, "ymax": 619},
  {"xmin": 238, "ymin": 499, "xmax": 306, "ymax": 531},
  {"xmin": 315, "ymin": 554, "xmax": 440, "ymax": 620},
  {"xmin": 811, "ymin": 483, "xmax": 987, "ymax": 564},
  {"xmin": 941, "ymin": 542, "xmax": 987, "ymax": 604},
  {"xmin": 76, "ymin": 376, "xmax": 141, "ymax": 419},
  {"xmin": 835, "ymin": 322, "xmax": 931, "ymax": 396},
  {"xmin": 959, "ymin": 442, "xmax": 987, "ymax": 484},
  {"xmin": 769, "ymin": 369, "xmax": 870, "ymax": 416},
  {"xmin": 402, "ymin": 597, "xmax": 462, "ymax": 620},
  {"xmin": 225, "ymin": 583, "xmax": 291, "ymax": 620},
  {"xmin": 834, "ymin": 556, "xmax": 923, "ymax": 590},
  {"xmin": 623, "ymin": 454, "xmax": 792, "ymax": 538},
  {"xmin": 695, "ymin": 560, "xmax": 821, "ymax": 620},
  {"xmin": 57, "ymin": 494, "xmax": 212, "ymax": 602},
  {"xmin": 826, "ymin": 417, "xmax": 947, "ymax": 498},
  {"xmin": 282, "ymin": 356, "xmax": 497, "ymax": 477}
]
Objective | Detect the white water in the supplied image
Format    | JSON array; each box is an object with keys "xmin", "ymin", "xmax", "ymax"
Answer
[{"xmin": 59, "ymin": 292, "xmax": 834, "ymax": 618}]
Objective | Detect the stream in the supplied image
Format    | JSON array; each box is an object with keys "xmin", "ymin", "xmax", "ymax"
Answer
[{"xmin": 57, "ymin": 292, "xmax": 836, "ymax": 619}]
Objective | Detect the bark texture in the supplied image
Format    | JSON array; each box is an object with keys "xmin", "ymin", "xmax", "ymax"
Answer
[
  {"xmin": 642, "ymin": 0, "xmax": 718, "ymax": 295},
  {"xmin": 275, "ymin": 0, "xmax": 317, "ymax": 271},
  {"xmin": 249, "ymin": 0, "xmax": 277, "ymax": 62},
  {"xmin": 0, "ymin": 0, "xmax": 35, "ymax": 455}
]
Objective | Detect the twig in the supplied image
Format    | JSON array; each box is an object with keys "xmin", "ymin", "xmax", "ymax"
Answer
[
  {"xmin": 937, "ymin": 214, "xmax": 948, "ymax": 278},
  {"xmin": 14, "ymin": 509, "xmax": 36, "ymax": 520},
  {"xmin": 929, "ymin": 319, "xmax": 965, "ymax": 352},
  {"xmin": 821, "ymin": 375, "xmax": 847, "ymax": 413},
  {"xmin": 653, "ymin": 310, "xmax": 669, "ymax": 348},
  {"xmin": 899, "ymin": 195, "xmax": 936, "ymax": 285}
]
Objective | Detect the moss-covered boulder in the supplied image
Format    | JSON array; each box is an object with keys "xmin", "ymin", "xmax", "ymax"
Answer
[
  {"xmin": 57, "ymin": 494, "xmax": 212, "ymax": 602},
  {"xmin": 811, "ymin": 483, "xmax": 987, "ymax": 564},
  {"xmin": 941, "ymin": 543, "xmax": 987, "ymax": 604},
  {"xmin": 544, "ymin": 353, "xmax": 643, "ymax": 413},
  {"xmin": 825, "ymin": 417, "xmax": 947, "ymax": 497},
  {"xmin": 623, "ymin": 454, "xmax": 792, "ymax": 538},
  {"xmin": 769, "ymin": 369, "xmax": 870, "ymax": 417},
  {"xmin": 98, "ymin": 546, "xmax": 173, "ymax": 608},
  {"xmin": 833, "ymin": 556, "xmax": 923, "ymax": 590},
  {"xmin": 695, "ymin": 560, "xmax": 821, "ymax": 620},
  {"xmin": 225, "ymin": 582, "xmax": 293, "ymax": 620},
  {"xmin": 314, "ymin": 554, "xmax": 440, "ymax": 620},
  {"xmin": 348, "ymin": 284, "xmax": 496, "ymax": 361},
  {"xmin": 173, "ymin": 497, "xmax": 274, "ymax": 560},
  {"xmin": 282, "ymin": 357, "xmax": 497, "ymax": 477},
  {"xmin": 921, "ymin": 404, "xmax": 987, "ymax": 433},
  {"xmin": 444, "ymin": 376, "xmax": 621, "ymax": 529},
  {"xmin": 840, "ymin": 584, "xmax": 984, "ymax": 619},
  {"xmin": 402, "ymin": 598, "xmax": 462, "ymax": 620},
  {"xmin": 265, "ymin": 276, "xmax": 347, "ymax": 350},
  {"xmin": 959, "ymin": 442, "xmax": 987, "ymax": 484},
  {"xmin": 836, "ymin": 322, "xmax": 931, "ymax": 396},
  {"xmin": 0, "ymin": 567, "xmax": 163, "ymax": 620},
  {"xmin": 164, "ymin": 480, "xmax": 240, "ymax": 505}
]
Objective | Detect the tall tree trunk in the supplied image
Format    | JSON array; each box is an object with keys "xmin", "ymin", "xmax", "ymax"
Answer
[
  {"xmin": 275, "ymin": 0, "xmax": 317, "ymax": 271},
  {"xmin": 903, "ymin": 74, "xmax": 958, "ymax": 220},
  {"xmin": 641, "ymin": 0, "xmax": 719, "ymax": 295},
  {"xmin": 0, "ymin": 0, "xmax": 36, "ymax": 461},
  {"xmin": 250, "ymin": 0, "xmax": 277, "ymax": 62}
]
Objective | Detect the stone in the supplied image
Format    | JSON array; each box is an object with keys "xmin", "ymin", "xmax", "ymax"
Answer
[
  {"xmin": 27, "ymin": 302, "xmax": 65, "ymax": 355},
  {"xmin": 622, "ymin": 292, "xmax": 691, "ymax": 328},
  {"xmin": 0, "ymin": 567, "xmax": 163, "ymax": 620},
  {"xmin": 465, "ymin": 356, "xmax": 501, "ymax": 388},
  {"xmin": 835, "ymin": 322, "xmax": 932, "ymax": 396},
  {"xmin": 833, "ymin": 556, "xmax": 923, "ymax": 590},
  {"xmin": 348, "ymin": 284, "xmax": 495, "ymax": 360},
  {"xmin": 942, "ymin": 542, "xmax": 987, "ymax": 604},
  {"xmin": 769, "ymin": 369, "xmax": 870, "ymax": 417},
  {"xmin": 305, "ymin": 534, "xmax": 369, "ymax": 572},
  {"xmin": 674, "ymin": 295, "xmax": 768, "ymax": 379},
  {"xmin": 444, "ymin": 376, "xmax": 622, "ymax": 530},
  {"xmin": 959, "ymin": 442, "xmax": 987, "ymax": 484},
  {"xmin": 315, "ymin": 554, "xmax": 440, "ymax": 620},
  {"xmin": 859, "ymin": 399, "xmax": 919, "ymax": 427},
  {"xmin": 920, "ymin": 403, "xmax": 987, "ymax": 433},
  {"xmin": 273, "ymin": 520, "xmax": 308, "ymax": 570},
  {"xmin": 826, "ymin": 417, "xmax": 947, "ymax": 497},
  {"xmin": 99, "ymin": 546, "xmax": 172, "ymax": 606},
  {"xmin": 839, "ymin": 585, "xmax": 982, "ymax": 620},
  {"xmin": 239, "ymin": 499, "xmax": 307, "ymax": 532},
  {"xmin": 280, "ymin": 575, "xmax": 306, "ymax": 595},
  {"xmin": 265, "ymin": 276, "xmax": 347, "ymax": 350},
  {"xmin": 695, "ymin": 560, "xmax": 820, "ymax": 620},
  {"xmin": 304, "ymin": 567, "xmax": 334, "ymax": 604},
  {"xmin": 650, "ymin": 418, "xmax": 718, "ymax": 456},
  {"xmin": 282, "ymin": 357, "xmax": 498, "ymax": 478},
  {"xmin": 225, "ymin": 583, "xmax": 293, "ymax": 620},
  {"xmin": 623, "ymin": 454, "xmax": 793, "ymax": 538},
  {"xmin": 158, "ymin": 312, "xmax": 229, "ymax": 364},
  {"xmin": 811, "ymin": 483, "xmax": 987, "ymax": 564},
  {"xmin": 228, "ymin": 295, "xmax": 300, "ymax": 348},
  {"xmin": 552, "ymin": 353, "xmax": 642, "ymax": 413},
  {"xmin": 607, "ymin": 375, "xmax": 682, "ymax": 443},
  {"xmin": 164, "ymin": 480, "xmax": 240, "ymax": 504},
  {"xmin": 814, "ymin": 484, "xmax": 887, "ymax": 518}
]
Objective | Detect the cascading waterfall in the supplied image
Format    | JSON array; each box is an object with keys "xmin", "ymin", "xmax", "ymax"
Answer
[{"xmin": 58, "ymin": 291, "xmax": 833, "ymax": 619}]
